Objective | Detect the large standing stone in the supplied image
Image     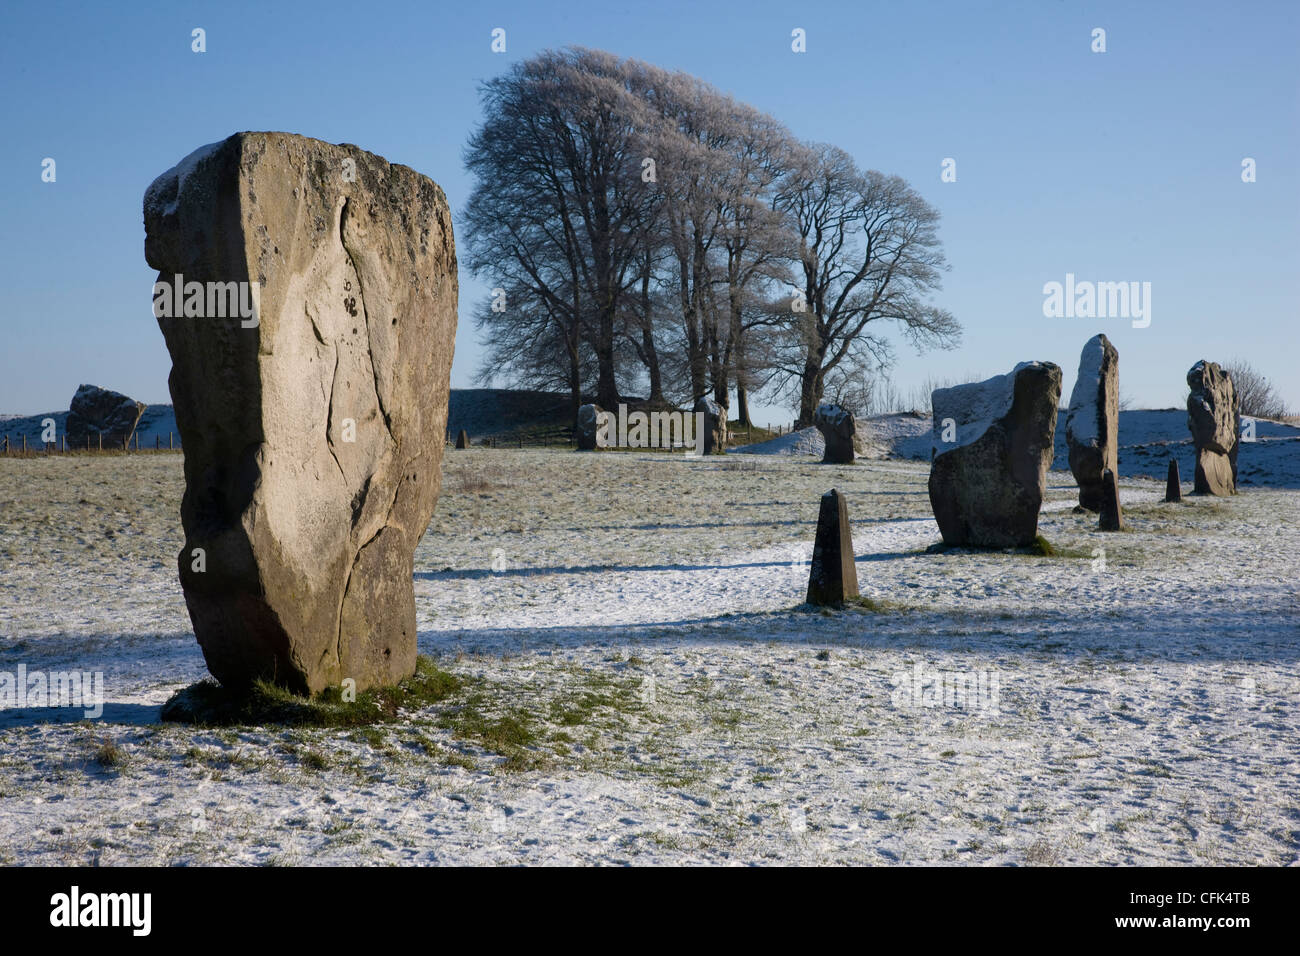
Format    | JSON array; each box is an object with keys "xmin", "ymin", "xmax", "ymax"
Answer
[
  {"xmin": 65, "ymin": 384, "xmax": 147, "ymax": 449},
  {"xmin": 144, "ymin": 132, "xmax": 457, "ymax": 695},
  {"xmin": 814, "ymin": 403, "xmax": 856, "ymax": 464},
  {"xmin": 455, "ymin": 430, "xmax": 470, "ymax": 449},
  {"xmin": 928, "ymin": 362, "xmax": 1062, "ymax": 548},
  {"xmin": 1186, "ymin": 360, "xmax": 1239, "ymax": 496},
  {"xmin": 694, "ymin": 398, "xmax": 726, "ymax": 455},
  {"xmin": 1065, "ymin": 334, "xmax": 1118, "ymax": 511},
  {"xmin": 806, "ymin": 489, "xmax": 859, "ymax": 605},
  {"xmin": 576, "ymin": 403, "xmax": 603, "ymax": 450},
  {"xmin": 1098, "ymin": 468, "xmax": 1124, "ymax": 531},
  {"xmin": 1164, "ymin": 458, "xmax": 1182, "ymax": 503}
]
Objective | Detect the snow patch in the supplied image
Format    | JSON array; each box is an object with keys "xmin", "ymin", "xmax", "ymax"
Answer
[
  {"xmin": 144, "ymin": 140, "xmax": 226, "ymax": 218},
  {"xmin": 1065, "ymin": 335, "xmax": 1106, "ymax": 447},
  {"xmin": 730, "ymin": 426, "xmax": 824, "ymax": 457},
  {"xmin": 930, "ymin": 362, "xmax": 1032, "ymax": 457}
]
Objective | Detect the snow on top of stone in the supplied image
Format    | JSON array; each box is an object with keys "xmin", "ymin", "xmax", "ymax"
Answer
[
  {"xmin": 144, "ymin": 140, "xmax": 226, "ymax": 217},
  {"xmin": 931, "ymin": 362, "xmax": 1035, "ymax": 456},
  {"xmin": 695, "ymin": 398, "xmax": 724, "ymax": 416},
  {"xmin": 1065, "ymin": 334, "xmax": 1106, "ymax": 446},
  {"xmin": 814, "ymin": 403, "xmax": 852, "ymax": 428}
]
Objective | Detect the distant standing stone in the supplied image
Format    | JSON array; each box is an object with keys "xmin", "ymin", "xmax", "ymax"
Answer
[
  {"xmin": 1164, "ymin": 458, "xmax": 1182, "ymax": 503},
  {"xmin": 806, "ymin": 489, "xmax": 859, "ymax": 606},
  {"xmin": 694, "ymin": 398, "xmax": 726, "ymax": 455},
  {"xmin": 576, "ymin": 403, "xmax": 603, "ymax": 451},
  {"xmin": 814, "ymin": 403, "xmax": 856, "ymax": 464},
  {"xmin": 1098, "ymin": 468, "xmax": 1124, "ymax": 531},
  {"xmin": 1065, "ymin": 333, "xmax": 1119, "ymax": 512},
  {"xmin": 927, "ymin": 362, "xmax": 1062, "ymax": 548},
  {"xmin": 455, "ymin": 430, "xmax": 470, "ymax": 449},
  {"xmin": 65, "ymin": 384, "xmax": 147, "ymax": 449},
  {"xmin": 1186, "ymin": 360, "xmax": 1240, "ymax": 496}
]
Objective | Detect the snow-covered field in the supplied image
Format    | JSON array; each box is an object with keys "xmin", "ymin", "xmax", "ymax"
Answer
[{"xmin": 0, "ymin": 439, "xmax": 1296, "ymax": 865}]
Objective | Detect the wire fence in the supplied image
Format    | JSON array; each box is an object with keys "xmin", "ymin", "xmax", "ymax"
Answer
[{"xmin": 1, "ymin": 431, "xmax": 181, "ymax": 456}]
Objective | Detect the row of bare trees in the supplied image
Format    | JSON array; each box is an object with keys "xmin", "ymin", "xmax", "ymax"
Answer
[{"xmin": 462, "ymin": 47, "xmax": 960, "ymax": 427}]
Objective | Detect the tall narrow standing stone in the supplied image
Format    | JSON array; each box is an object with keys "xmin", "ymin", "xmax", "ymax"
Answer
[
  {"xmin": 1187, "ymin": 360, "xmax": 1239, "ymax": 496},
  {"xmin": 456, "ymin": 430, "xmax": 470, "ymax": 449},
  {"xmin": 1164, "ymin": 458, "xmax": 1182, "ymax": 503},
  {"xmin": 1065, "ymin": 334, "xmax": 1119, "ymax": 511},
  {"xmin": 576, "ymin": 404, "xmax": 603, "ymax": 450},
  {"xmin": 144, "ymin": 132, "xmax": 457, "ymax": 695},
  {"xmin": 694, "ymin": 398, "xmax": 726, "ymax": 455},
  {"xmin": 806, "ymin": 489, "xmax": 859, "ymax": 605},
  {"xmin": 1098, "ymin": 468, "xmax": 1124, "ymax": 531}
]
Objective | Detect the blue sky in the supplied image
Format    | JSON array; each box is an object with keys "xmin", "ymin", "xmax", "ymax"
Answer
[{"xmin": 2, "ymin": 0, "xmax": 1296, "ymax": 419}]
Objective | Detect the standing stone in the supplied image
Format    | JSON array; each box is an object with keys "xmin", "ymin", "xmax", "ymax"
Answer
[
  {"xmin": 1098, "ymin": 468, "xmax": 1124, "ymax": 531},
  {"xmin": 694, "ymin": 398, "xmax": 726, "ymax": 455},
  {"xmin": 65, "ymin": 384, "xmax": 147, "ymax": 449},
  {"xmin": 806, "ymin": 489, "xmax": 859, "ymax": 606},
  {"xmin": 928, "ymin": 362, "xmax": 1062, "ymax": 548},
  {"xmin": 455, "ymin": 430, "xmax": 470, "ymax": 449},
  {"xmin": 1065, "ymin": 334, "xmax": 1119, "ymax": 511},
  {"xmin": 1164, "ymin": 458, "xmax": 1182, "ymax": 503},
  {"xmin": 814, "ymin": 403, "xmax": 856, "ymax": 464},
  {"xmin": 144, "ymin": 132, "xmax": 458, "ymax": 695},
  {"xmin": 1186, "ymin": 360, "xmax": 1239, "ymax": 496},
  {"xmin": 576, "ymin": 403, "xmax": 603, "ymax": 450}
]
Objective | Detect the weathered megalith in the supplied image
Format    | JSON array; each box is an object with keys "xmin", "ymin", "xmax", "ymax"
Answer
[
  {"xmin": 694, "ymin": 398, "xmax": 726, "ymax": 455},
  {"xmin": 1065, "ymin": 334, "xmax": 1118, "ymax": 511},
  {"xmin": 1186, "ymin": 360, "xmax": 1239, "ymax": 496},
  {"xmin": 144, "ymin": 132, "xmax": 457, "ymax": 694},
  {"xmin": 65, "ymin": 384, "xmax": 147, "ymax": 449},
  {"xmin": 814, "ymin": 403, "xmax": 856, "ymax": 464},
  {"xmin": 455, "ymin": 429, "xmax": 470, "ymax": 449},
  {"xmin": 576, "ymin": 403, "xmax": 603, "ymax": 450},
  {"xmin": 1098, "ymin": 468, "xmax": 1124, "ymax": 531},
  {"xmin": 928, "ymin": 362, "xmax": 1062, "ymax": 548},
  {"xmin": 806, "ymin": 489, "xmax": 859, "ymax": 606},
  {"xmin": 1164, "ymin": 458, "xmax": 1182, "ymax": 503}
]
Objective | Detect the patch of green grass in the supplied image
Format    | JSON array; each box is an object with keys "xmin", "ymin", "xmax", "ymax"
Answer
[
  {"xmin": 1027, "ymin": 534, "xmax": 1056, "ymax": 556},
  {"xmin": 436, "ymin": 692, "xmax": 543, "ymax": 772},
  {"xmin": 159, "ymin": 656, "xmax": 465, "ymax": 727},
  {"xmin": 301, "ymin": 749, "xmax": 330, "ymax": 772},
  {"xmin": 92, "ymin": 737, "xmax": 125, "ymax": 769},
  {"xmin": 548, "ymin": 691, "xmax": 617, "ymax": 727}
]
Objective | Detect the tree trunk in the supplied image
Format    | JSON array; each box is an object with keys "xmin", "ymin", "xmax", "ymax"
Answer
[
  {"xmin": 595, "ymin": 303, "xmax": 619, "ymax": 408},
  {"xmin": 796, "ymin": 350, "xmax": 825, "ymax": 428},
  {"xmin": 736, "ymin": 383, "xmax": 753, "ymax": 428},
  {"xmin": 640, "ymin": 259, "xmax": 663, "ymax": 403}
]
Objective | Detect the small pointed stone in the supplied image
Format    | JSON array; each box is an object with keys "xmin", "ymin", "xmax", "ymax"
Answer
[
  {"xmin": 1098, "ymin": 468, "xmax": 1124, "ymax": 531},
  {"xmin": 1164, "ymin": 458, "xmax": 1181, "ymax": 503},
  {"xmin": 806, "ymin": 489, "xmax": 859, "ymax": 605}
]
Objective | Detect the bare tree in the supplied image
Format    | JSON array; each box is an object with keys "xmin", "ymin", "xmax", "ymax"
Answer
[
  {"xmin": 773, "ymin": 144, "xmax": 960, "ymax": 427},
  {"xmin": 463, "ymin": 48, "xmax": 658, "ymax": 416},
  {"xmin": 464, "ymin": 52, "xmax": 957, "ymax": 426},
  {"xmin": 1225, "ymin": 359, "xmax": 1292, "ymax": 419}
]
